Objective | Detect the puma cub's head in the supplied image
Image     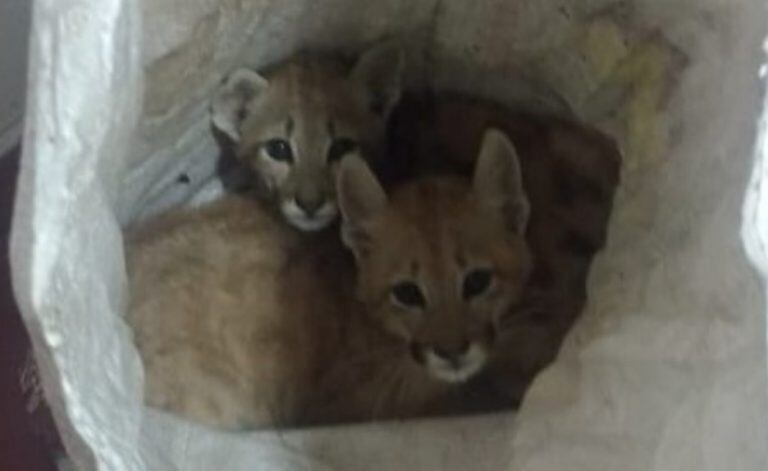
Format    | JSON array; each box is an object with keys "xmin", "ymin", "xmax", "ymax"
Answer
[
  {"xmin": 212, "ymin": 43, "xmax": 403, "ymax": 231},
  {"xmin": 338, "ymin": 130, "xmax": 532, "ymax": 383}
]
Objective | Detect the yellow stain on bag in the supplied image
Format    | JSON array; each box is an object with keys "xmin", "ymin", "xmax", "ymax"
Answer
[{"xmin": 579, "ymin": 18, "xmax": 686, "ymax": 172}]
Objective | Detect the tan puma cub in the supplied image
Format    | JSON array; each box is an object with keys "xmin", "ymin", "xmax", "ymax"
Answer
[
  {"xmin": 389, "ymin": 93, "xmax": 621, "ymax": 407},
  {"xmin": 211, "ymin": 43, "xmax": 403, "ymax": 231},
  {"xmin": 126, "ymin": 130, "xmax": 530, "ymax": 429}
]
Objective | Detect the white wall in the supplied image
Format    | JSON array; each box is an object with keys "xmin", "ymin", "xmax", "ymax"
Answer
[{"xmin": 0, "ymin": 0, "xmax": 32, "ymax": 155}]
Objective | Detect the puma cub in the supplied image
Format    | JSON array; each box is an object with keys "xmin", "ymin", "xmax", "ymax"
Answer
[
  {"xmin": 211, "ymin": 43, "xmax": 403, "ymax": 231},
  {"xmin": 126, "ymin": 130, "xmax": 531, "ymax": 429},
  {"xmin": 389, "ymin": 93, "xmax": 621, "ymax": 407}
]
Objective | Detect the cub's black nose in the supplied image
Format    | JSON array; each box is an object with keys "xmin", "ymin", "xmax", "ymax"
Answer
[
  {"xmin": 296, "ymin": 196, "xmax": 323, "ymax": 216},
  {"xmin": 432, "ymin": 340, "xmax": 470, "ymax": 365}
]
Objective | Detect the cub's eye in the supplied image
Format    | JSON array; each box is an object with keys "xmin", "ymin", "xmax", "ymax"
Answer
[
  {"xmin": 327, "ymin": 138, "xmax": 358, "ymax": 163},
  {"xmin": 263, "ymin": 139, "xmax": 293, "ymax": 163},
  {"xmin": 391, "ymin": 281, "xmax": 426, "ymax": 308},
  {"xmin": 462, "ymin": 269, "xmax": 493, "ymax": 300}
]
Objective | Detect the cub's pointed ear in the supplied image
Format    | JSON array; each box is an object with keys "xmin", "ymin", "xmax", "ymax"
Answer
[
  {"xmin": 336, "ymin": 154, "xmax": 388, "ymax": 258},
  {"xmin": 473, "ymin": 129, "xmax": 530, "ymax": 235},
  {"xmin": 351, "ymin": 41, "xmax": 404, "ymax": 119},
  {"xmin": 211, "ymin": 68, "xmax": 268, "ymax": 142}
]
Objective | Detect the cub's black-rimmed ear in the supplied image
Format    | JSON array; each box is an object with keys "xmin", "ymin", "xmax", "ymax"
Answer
[
  {"xmin": 336, "ymin": 154, "xmax": 388, "ymax": 258},
  {"xmin": 473, "ymin": 129, "xmax": 530, "ymax": 235},
  {"xmin": 351, "ymin": 41, "xmax": 404, "ymax": 119},
  {"xmin": 211, "ymin": 68, "xmax": 268, "ymax": 142}
]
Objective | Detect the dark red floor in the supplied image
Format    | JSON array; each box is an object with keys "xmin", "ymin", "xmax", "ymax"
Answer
[{"xmin": 0, "ymin": 145, "xmax": 62, "ymax": 470}]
